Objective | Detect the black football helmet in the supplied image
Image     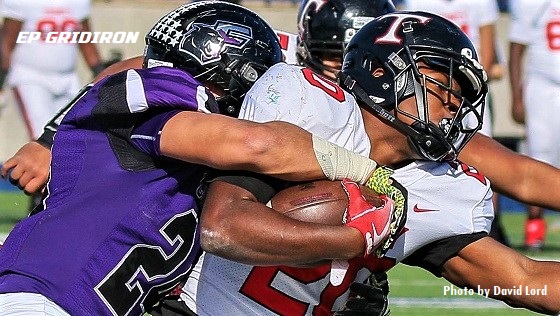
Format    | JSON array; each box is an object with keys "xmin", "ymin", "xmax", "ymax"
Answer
[
  {"xmin": 143, "ymin": 0, "xmax": 282, "ymax": 117},
  {"xmin": 296, "ymin": 0, "xmax": 396, "ymax": 77},
  {"xmin": 339, "ymin": 11, "xmax": 488, "ymax": 161}
]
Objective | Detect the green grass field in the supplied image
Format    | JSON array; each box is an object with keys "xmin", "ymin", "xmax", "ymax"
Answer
[
  {"xmin": 388, "ymin": 210, "xmax": 560, "ymax": 316},
  {"xmin": 1, "ymin": 189, "xmax": 559, "ymax": 315}
]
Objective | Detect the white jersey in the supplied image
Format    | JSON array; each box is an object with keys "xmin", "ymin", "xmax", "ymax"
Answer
[
  {"xmin": 181, "ymin": 63, "xmax": 494, "ymax": 315},
  {"xmin": 510, "ymin": 1, "xmax": 560, "ymax": 166},
  {"xmin": 2, "ymin": 0, "xmax": 90, "ymax": 138},
  {"xmin": 241, "ymin": 63, "xmax": 370, "ymax": 154},
  {"xmin": 276, "ymin": 30, "xmax": 299, "ymax": 65},
  {"xmin": 403, "ymin": 0, "xmax": 498, "ymax": 51},
  {"xmin": 2, "ymin": 0, "xmax": 90, "ymax": 74},
  {"xmin": 509, "ymin": 0, "xmax": 560, "ymax": 83}
]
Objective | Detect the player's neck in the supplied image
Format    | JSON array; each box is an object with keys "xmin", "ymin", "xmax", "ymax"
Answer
[{"xmin": 361, "ymin": 108, "xmax": 419, "ymax": 167}]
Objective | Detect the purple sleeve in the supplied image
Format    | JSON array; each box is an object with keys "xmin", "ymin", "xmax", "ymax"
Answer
[
  {"xmin": 126, "ymin": 67, "xmax": 218, "ymax": 113},
  {"xmin": 92, "ymin": 66, "xmax": 218, "ymax": 119},
  {"xmin": 130, "ymin": 110, "xmax": 181, "ymax": 157},
  {"xmin": 90, "ymin": 66, "xmax": 217, "ymax": 157}
]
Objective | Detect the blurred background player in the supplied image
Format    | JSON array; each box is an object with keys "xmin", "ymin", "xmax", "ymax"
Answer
[
  {"xmin": 0, "ymin": 2, "xmax": 395, "ymax": 314},
  {"xmin": 0, "ymin": 0, "xmax": 105, "ymax": 211},
  {"xmin": 0, "ymin": 0, "xmax": 105, "ymax": 141},
  {"xmin": 401, "ymin": 0, "xmax": 510, "ymax": 245},
  {"xmin": 0, "ymin": 0, "xmax": 121, "ymax": 212},
  {"xmin": 509, "ymin": 0, "xmax": 560, "ymax": 251}
]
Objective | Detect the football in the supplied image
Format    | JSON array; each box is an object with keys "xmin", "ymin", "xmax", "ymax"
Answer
[{"xmin": 269, "ymin": 180, "xmax": 383, "ymax": 225}]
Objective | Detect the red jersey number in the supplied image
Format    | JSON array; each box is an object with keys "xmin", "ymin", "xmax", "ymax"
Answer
[
  {"xmin": 36, "ymin": 18, "xmax": 79, "ymax": 41},
  {"xmin": 301, "ymin": 68, "xmax": 346, "ymax": 102},
  {"xmin": 546, "ymin": 21, "xmax": 560, "ymax": 50},
  {"xmin": 449, "ymin": 161, "xmax": 487, "ymax": 185},
  {"xmin": 277, "ymin": 32, "xmax": 290, "ymax": 51},
  {"xmin": 239, "ymin": 257, "xmax": 394, "ymax": 315}
]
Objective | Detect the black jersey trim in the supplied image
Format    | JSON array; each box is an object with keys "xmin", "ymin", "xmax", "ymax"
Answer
[
  {"xmin": 92, "ymin": 72, "xmax": 157, "ymax": 171},
  {"xmin": 401, "ymin": 232, "xmax": 488, "ymax": 277}
]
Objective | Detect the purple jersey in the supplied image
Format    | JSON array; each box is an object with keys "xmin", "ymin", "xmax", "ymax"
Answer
[{"xmin": 0, "ymin": 67, "xmax": 215, "ymax": 315}]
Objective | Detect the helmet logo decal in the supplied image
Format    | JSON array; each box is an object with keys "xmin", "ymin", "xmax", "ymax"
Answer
[
  {"xmin": 374, "ymin": 14, "xmax": 431, "ymax": 44},
  {"xmin": 179, "ymin": 21, "xmax": 253, "ymax": 65}
]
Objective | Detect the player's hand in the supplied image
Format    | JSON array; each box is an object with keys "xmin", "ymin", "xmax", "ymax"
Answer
[
  {"xmin": 334, "ymin": 272, "xmax": 390, "ymax": 316},
  {"xmin": 365, "ymin": 166, "xmax": 407, "ymax": 257},
  {"xmin": 0, "ymin": 141, "xmax": 51, "ymax": 195},
  {"xmin": 341, "ymin": 178, "xmax": 394, "ymax": 257}
]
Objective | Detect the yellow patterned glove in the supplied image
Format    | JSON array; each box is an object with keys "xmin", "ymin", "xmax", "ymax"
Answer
[{"xmin": 365, "ymin": 166, "xmax": 408, "ymax": 257}]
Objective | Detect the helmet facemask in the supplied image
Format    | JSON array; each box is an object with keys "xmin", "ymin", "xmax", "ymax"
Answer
[{"xmin": 390, "ymin": 45, "xmax": 487, "ymax": 161}]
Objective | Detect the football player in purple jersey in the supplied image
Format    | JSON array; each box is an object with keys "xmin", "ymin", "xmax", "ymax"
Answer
[{"xmin": 0, "ymin": 2, "xmax": 392, "ymax": 315}]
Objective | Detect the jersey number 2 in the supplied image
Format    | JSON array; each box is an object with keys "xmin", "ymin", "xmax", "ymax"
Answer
[
  {"xmin": 95, "ymin": 210, "xmax": 198, "ymax": 316},
  {"xmin": 240, "ymin": 265, "xmax": 334, "ymax": 315}
]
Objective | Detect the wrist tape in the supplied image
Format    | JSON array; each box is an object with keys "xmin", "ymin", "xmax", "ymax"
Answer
[{"xmin": 312, "ymin": 135, "xmax": 377, "ymax": 184}]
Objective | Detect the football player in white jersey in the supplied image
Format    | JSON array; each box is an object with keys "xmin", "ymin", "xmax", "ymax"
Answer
[
  {"xmin": 5, "ymin": 1, "xmax": 560, "ymax": 314},
  {"xmin": 0, "ymin": 0, "xmax": 104, "ymax": 211},
  {"xmin": 509, "ymin": 0, "xmax": 560, "ymax": 251},
  {"xmin": 283, "ymin": 0, "xmax": 560, "ymax": 225},
  {"xmin": 181, "ymin": 12, "xmax": 560, "ymax": 315},
  {"xmin": 0, "ymin": 0, "xmax": 103, "ymax": 140}
]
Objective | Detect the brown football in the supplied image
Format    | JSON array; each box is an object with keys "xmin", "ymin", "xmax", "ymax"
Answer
[{"xmin": 270, "ymin": 180, "xmax": 383, "ymax": 225}]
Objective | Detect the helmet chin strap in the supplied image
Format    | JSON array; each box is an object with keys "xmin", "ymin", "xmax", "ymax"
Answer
[{"xmin": 339, "ymin": 72, "xmax": 455, "ymax": 161}]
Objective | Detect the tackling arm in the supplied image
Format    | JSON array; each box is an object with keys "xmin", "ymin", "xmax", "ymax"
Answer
[
  {"xmin": 161, "ymin": 111, "xmax": 376, "ymax": 182},
  {"xmin": 441, "ymin": 236, "xmax": 560, "ymax": 314},
  {"xmin": 460, "ymin": 133, "xmax": 560, "ymax": 211}
]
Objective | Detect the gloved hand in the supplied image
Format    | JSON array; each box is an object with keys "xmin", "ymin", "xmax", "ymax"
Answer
[
  {"xmin": 335, "ymin": 272, "xmax": 390, "ymax": 316},
  {"xmin": 365, "ymin": 166, "xmax": 407, "ymax": 257},
  {"xmin": 341, "ymin": 178, "xmax": 394, "ymax": 257}
]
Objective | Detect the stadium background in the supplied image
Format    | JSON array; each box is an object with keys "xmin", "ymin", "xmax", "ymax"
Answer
[
  {"xmin": 0, "ymin": 0, "xmax": 537, "ymax": 211},
  {"xmin": 0, "ymin": 1, "xmax": 556, "ymax": 314},
  {"xmin": 0, "ymin": 0, "xmax": 525, "ymax": 160}
]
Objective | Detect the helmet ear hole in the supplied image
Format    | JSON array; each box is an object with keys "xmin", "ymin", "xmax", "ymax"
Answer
[{"xmin": 372, "ymin": 68, "xmax": 384, "ymax": 78}]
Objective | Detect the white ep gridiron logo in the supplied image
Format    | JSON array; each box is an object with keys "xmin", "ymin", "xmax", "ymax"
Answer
[{"xmin": 16, "ymin": 31, "xmax": 140, "ymax": 44}]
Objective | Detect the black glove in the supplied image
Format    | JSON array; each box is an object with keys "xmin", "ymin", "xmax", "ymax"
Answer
[{"xmin": 334, "ymin": 272, "xmax": 390, "ymax": 316}]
